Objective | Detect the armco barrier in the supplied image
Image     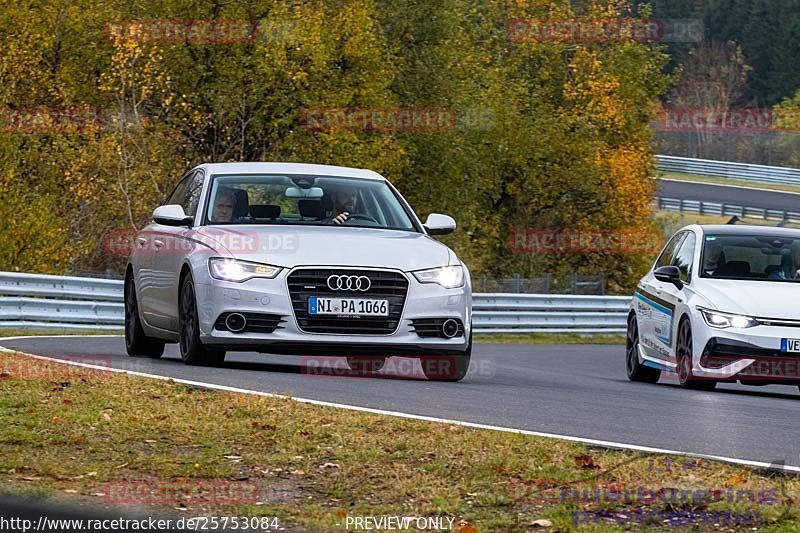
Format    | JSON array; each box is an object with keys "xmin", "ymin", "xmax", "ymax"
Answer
[
  {"xmin": 656, "ymin": 155, "xmax": 800, "ymax": 187},
  {"xmin": 656, "ymin": 197, "xmax": 800, "ymax": 223},
  {"xmin": 0, "ymin": 272, "xmax": 630, "ymax": 334}
]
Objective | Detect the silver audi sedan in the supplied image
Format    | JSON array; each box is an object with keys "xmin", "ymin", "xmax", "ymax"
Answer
[{"xmin": 125, "ymin": 162, "xmax": 472, "ymax": 380}]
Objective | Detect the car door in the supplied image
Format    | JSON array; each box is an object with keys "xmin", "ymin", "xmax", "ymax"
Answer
[
  {"xmin": 660, "ymin": 231, "xmax": 697, "ymax": 363},
  {"xmin": 635, "ymin": 231, "xmax": 686, "ymax": 361},
  {"xmin": 138, "ymin": 174, "xmax": 192, "ymax": 326},
  {"xmin": 149, "ymin": 170, "xmax": 205, "ymax": 331}
]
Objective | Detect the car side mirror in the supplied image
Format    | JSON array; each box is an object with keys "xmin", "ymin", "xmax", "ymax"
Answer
[
  {"xmin": 153, "ymin": 205, "xmax": 193, "ymax": 227},
  {"xmin": 654, "ymin": 265, "xmax": 683, "ymax": 289},
  {"xmin": 423, "ymin": 213, "xmax": 456, "ymax": 235}
]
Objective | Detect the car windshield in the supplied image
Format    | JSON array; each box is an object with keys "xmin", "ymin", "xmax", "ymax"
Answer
[
  {"xmin": 700, "ymin": 234, "xmax": 800, "ymax": 282},
  {"xmin": 204, "ymin": 174, "xmax": 416, "ymax": 231}
]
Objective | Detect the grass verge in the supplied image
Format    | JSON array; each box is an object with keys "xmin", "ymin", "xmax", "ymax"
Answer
[
  {"xmin": 1, "ymin": 350, "xmax": 799, "ymax": 531},
  {"xmin": 474, "ymin": 333, "xmax": 625, "ymax": 345},
  {"xmin": 0, "ymin": 329, "xmax": 123, "ymax": 338}
]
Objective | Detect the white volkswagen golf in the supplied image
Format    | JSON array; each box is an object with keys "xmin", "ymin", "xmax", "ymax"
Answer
[
  {"xmin": 627, "ymin": 224, "xmax": 800, "ymax": 391},
  {"xmin": 125, "ymin": 162, "xmax": 472, "ymax": 381}
]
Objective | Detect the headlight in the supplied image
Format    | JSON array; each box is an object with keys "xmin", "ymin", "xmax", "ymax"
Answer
[
  {"xmin": 412, "ymin": 265, "xmax": 465, "ymax": 289},
  {"xmin": 208, "ymin": 258, "xmax": 282, "ymax": 282},
  {"xmin": 699, "ymin": 308, "xmax": 759, "ymax": 329}
]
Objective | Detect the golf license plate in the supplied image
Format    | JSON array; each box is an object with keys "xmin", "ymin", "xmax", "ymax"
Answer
[
  {"xmin": 781, "ymin": 338, "xmax": 800, "ymax": 352},
  {"xmin": 308, "ymin": 296, "xmax": 388, "ymax": 317}
]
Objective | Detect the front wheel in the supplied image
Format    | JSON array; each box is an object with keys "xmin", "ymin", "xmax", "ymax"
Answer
[
  {"xmin": 421, "ymin": 333, "xmax": 471, "ymax": 382},
  {"xmin": 124, "ymin": 273, "xmax": 165, "ymax": 358},
  {"xmin": 179, "ymin": 276, "xmax": 225, "ymax": 367},
  {"xmin": 676, "ymin": 318, "xmax": 716, "ymax": 390},
  {"xmin": 625, "ymin": 314, "xmax": 660, "ymax": 383}
]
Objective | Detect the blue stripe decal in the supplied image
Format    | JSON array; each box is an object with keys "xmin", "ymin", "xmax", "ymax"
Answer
[
  {"xmin": 643, "ymin": 360, "xmax": 669, "ymax": 371},
  {"xmin": 633, "ymin": 291, "xmax": 671, "ymax": 315}
]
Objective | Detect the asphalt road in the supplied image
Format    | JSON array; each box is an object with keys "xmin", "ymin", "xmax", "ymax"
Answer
[
  {"xmin": 657, "ymin": 178, "xmax": 800, "ymax": 212},
  {"xmin": 2, "ymin": 336, "xmax": 800, "ymax": 468}
]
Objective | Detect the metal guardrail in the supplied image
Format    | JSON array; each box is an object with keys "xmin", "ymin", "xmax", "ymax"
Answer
[
  {"xmin": 656, "ymin": 155, "xmax": 800, "ymax": 187},
  {"xmin": 656, "ymin": 197, "xmax": 800, "ymax": 223},
  {"xmin": 0, "ymin": 272, "xmax": 629, "ymax": 334}
]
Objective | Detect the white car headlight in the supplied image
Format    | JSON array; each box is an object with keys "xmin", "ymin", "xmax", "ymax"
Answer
[
  {"xmin": 699, "ymin": 308, "xmax": 759, "ymax": 329},
  {"xmin": 208, "ymin": 258, "xmax": 282, "ymax": 282},
  {"xmin": 412, "ymin": 265, "xmax": 465, "ymax": 289}
]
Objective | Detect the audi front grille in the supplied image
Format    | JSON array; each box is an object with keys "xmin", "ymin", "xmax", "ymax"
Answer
[{"xmin": 287, "ymin": 268, "xmax": 408, "ymax": 334}]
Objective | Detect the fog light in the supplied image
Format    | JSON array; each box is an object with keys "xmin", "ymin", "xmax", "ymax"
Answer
[
  {"xmin": 441, "ymin": 319, "xmax": 459, "ymax": 338},
  {"xmin": 225, "ymin": 313, "xmax": 247, "ymax": 333}
]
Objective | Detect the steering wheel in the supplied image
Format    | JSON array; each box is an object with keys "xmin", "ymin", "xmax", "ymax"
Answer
[{"xmin": 345, "ymin": 213, "xmax": 379, "ymax": 224}]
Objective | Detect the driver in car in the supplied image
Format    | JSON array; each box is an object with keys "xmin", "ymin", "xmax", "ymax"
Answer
[
  {"xmin": 210, "ymin": 187, "xmax": 235, "ymax": 223},
  {"xmin": 328, "ymin": 184, "xmax": 359, "ymax": 225}
]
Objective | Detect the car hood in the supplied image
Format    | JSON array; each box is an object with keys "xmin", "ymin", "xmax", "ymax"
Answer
[
  {"xmin": 193, "ymin": 225, "xmax": 454, "ymax": 271},
  {"xmin": 695, "ymin": 278, "xmax": 800, "ymax": 319}
]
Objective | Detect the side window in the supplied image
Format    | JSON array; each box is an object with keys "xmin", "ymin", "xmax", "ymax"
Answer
[
  {"xmin": 185, "ymin": 171, "xmax": 204, "ymax": 217},
  {"xmin": 671, "ymin": 232, "xmax": 696, "ymax": 283},
  {"xmin": 654, "ymin": 232, "xmax": 686, "ymax": 270},
  {"xmin": 165, "ymin": 173, "xmax": 193, "ymax": 212},
  {"xmin": 165, "ymin": 171, "xmax": 203, "ymax": 216}
]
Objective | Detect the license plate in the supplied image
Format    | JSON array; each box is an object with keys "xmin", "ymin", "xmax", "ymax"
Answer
[
  {"xmin": 308, "ymin": 296, "xmax": 388, "ymax": 317},
  {"xmin": 781, "ymin": 338, "xmax": 800, "ymax": 352}
]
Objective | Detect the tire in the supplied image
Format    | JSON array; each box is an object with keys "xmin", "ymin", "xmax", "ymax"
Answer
[
  {"xmin": 421, "ymin": 332, "xmax": 471, "ymax": 382},
  {"xmin": 346, "ymin": 356, "xmax": 386, "ymax": 373},
  {"xmin": 179, "ymin": 275, "xmax": 226, "ymax": 366},
  {"xmin": 124, "ymin": 273, "xmax": 165, "ymax": 358},
  {"xmin": 676, "ymin": 318, "xmax": 716, "ymax": 390},
  {"xmin": 625, "ymin": 313, "xmax": 660, "ymax": 383}
]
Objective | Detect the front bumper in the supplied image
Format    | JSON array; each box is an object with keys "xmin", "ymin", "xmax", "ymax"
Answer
[
  {"xmin": 194, "ymin": 266, "xmax": 471, "ymax": 355},
  {"xmin": 693, "ymin": 323, "xmax": 800, "ymax": 383}
]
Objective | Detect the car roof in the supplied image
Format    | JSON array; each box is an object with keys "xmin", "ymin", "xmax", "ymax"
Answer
[
  {"xmin": 197, "ymin": 162, "xmax": 386, "ymax": 181},
  {"xmin": 697, "ymin": 224, "xmax": 800, "ymax": 237}
]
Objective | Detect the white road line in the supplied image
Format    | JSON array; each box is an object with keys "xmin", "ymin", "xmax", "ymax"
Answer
[
  {"xmin": 1, "ymin": 335, "xmax": 798, "ymax": 473},
  {"xmin": 658, "ymin": 177, "xmax": 800, "ymax": 196}
]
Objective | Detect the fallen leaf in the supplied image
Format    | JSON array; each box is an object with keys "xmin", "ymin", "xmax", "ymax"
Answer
[
  {"xmin": 320, "ymin": 462, "xmax": 340, "ymax": 469},
  {"xmin": 458, "ymin": 520, "xmax": 477, "ymax": 533},
  {"xmin": 531, "ymin": 518, "xmax": 552, "ymax": 528},
  {"xmin": 63, "ymin": 489, "xmax": 78, "ymax": 494},
  {"xmin": 727, "ymin": 475, "xmax": 746, "ymax": 485},
  {"xmin": 62, "ymin": 399, "xmax": 73, "ymax": 406},
  {"xmin": 100, "ymin": 413, "xmax": 111, "ymax": 422},
  {"xmin": 0, "ymin": 372, "xmax": 11, "ymax": 379},
  {"xmin": 574, "ymin": 454, "xmax": 600, "ymax": 470}
]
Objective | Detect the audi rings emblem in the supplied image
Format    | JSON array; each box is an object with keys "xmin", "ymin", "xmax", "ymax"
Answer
[{"xmin": 327, "ymin": 275, "xmax": 371, "ymax": 291}]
